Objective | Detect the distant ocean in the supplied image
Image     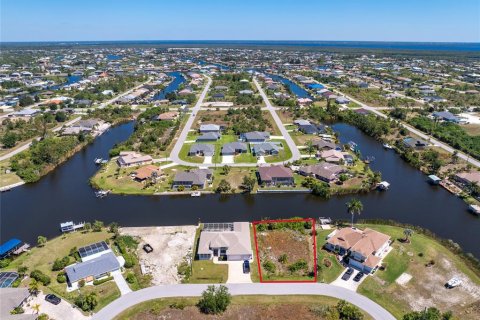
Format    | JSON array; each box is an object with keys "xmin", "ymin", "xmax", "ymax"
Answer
[{"xmin": 2, "ymin": 40, "xmax": 479, "ymax": 52}]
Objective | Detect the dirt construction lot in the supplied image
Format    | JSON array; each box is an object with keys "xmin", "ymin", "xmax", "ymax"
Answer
[
  {"xmin": 256, "ymin": 226, "xmax": 315, "ymax": 281},
  {"xmin": 120, "ymin": 226, "xmax": 197, "ymax": 285}
]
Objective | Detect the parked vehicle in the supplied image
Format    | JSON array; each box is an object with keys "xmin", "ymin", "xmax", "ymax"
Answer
[
  {"xmin": 45, "ymin": 294, "xmax": 61, "ymax": 305},
  {"xmin": 341, "ymin": 268, "xmax": 354, "ymax": 281},
  {"xmin": 243, "ymin": 260, "xmax": 250, "ymax": 273},
  {"xmin": 446, "ymin": 277, "xmax": 462, "ymax": 288},
  {"xmin": 143, "ymin": 244, "xmax": 153, "ymax": 253},
  {"xmin": 353, "ymin": 272, "xmax": 364, "ymax": 282}
]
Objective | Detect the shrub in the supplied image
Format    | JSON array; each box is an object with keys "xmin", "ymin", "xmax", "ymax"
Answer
[
  {"xmin": 278, "ymin": 254, "xmax": 288, "ymax": 264},
  {"xmin": 0, "ymin": 258, "xmax": 11, "ymax": 268},
  {"xmin": 170, "ymin": 301, "xmax": 186, "ymax": 310},
  {"xmin": 93, "ymin": 276, "xmax": 113, "ymax": 285},
  {"xmin": 56, "ymin": 273, "xmax": 67, "ymax": 284},
  {"xmin": 197, "ymin": 285, "xmax": 231, "ymax": 315},
  {"xmin": 177, "ymin": 185, "xmax": 185, "ymax": 192},
  {"xmin": 74, "ymin": 293, "xmax": 98, "ymax": 312},
  {"xmin": 123, "ymin": 253, "xmax": 136, "ymax": 268},
  {"xmin": 126, "ymin": 273, "xmax": 136, "ymax": 284},
  {"xmin": 288, "ymin": 259, "xmax": 308, "ymax": 273},
  {"xmin": 30, "ymin": 270, "xmax": 51, "ymax": 286},
  {"xmin": 262, "ymin": 260, "xmax": 276, "ymax": 274},
  {"xmin": 52, "ymin": 256, "xmax": 70, "ymax": 271},
  {"xmin": 336, "ymin": 300, "xmax": 364, "ymax": 320},
  {"xmin": 78, "ymin": 279, "xmax": 85, "ymax": 288},
  {"xmin": 256, "ymin": 224, "xmax": 267, "ymax": 232}
]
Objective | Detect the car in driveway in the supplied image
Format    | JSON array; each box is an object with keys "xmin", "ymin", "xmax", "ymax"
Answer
[
  {"xmin": 243, "ymin": 260, "xmax": 250, "ymax": 273},
  {"xmin": 341, "ymin": 268, "xmax": 354, "ymax": 281},
  {"xmin": 45, "ymin": 294, "xmax": 61, "ymax": 305},
  {"xmin": 353, "ymin": 272, "xmax": 364, "ymax": 282}
]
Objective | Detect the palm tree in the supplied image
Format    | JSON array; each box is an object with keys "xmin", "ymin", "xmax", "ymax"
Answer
[
  {"xmin": 32, "ymin": 304, "xmax": 41, "ymax": 314},
  {"xmin": 29, "ymin": 279, "xmax": 39, "ymax": 296},
  {"xmin": 306, "ymin": 140, "xmax": 315, "ymax": 157},
  {"xmin": 403, "ymin": 228, "xmax": 413, "ymax": 243},
  {"xmin": 346, "ymin": 198, "xmax": 363, "ymax": 227}
]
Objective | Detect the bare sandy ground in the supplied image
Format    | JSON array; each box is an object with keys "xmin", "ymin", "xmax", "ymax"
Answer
[{"xmin": 120, "ymin": 226, "xmax": 197, "ymax": 285}]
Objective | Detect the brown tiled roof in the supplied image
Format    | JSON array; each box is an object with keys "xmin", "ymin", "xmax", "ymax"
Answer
[
  {"xmin": 350, "ymin": 228, "xmax": 391, "ymax": 258},
  {"xmin": 134, "ymin": 165, "xmax": 162, "ymax": 180},
  {"xmin": 258, "ymin": 165, "xmax": 293, "ymax": 181}
]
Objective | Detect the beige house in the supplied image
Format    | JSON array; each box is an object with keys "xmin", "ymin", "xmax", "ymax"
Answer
[
  {"xmin": 117, "ymin": 151, "xmax": 153, "ymax": 168},
  {"xmin": 319, "ymin": 149, "xmax": 345, "ymax": 163},
  {"xmin": 325, "ymin": 227, "xmax": 391, "ymax": 273},
  {"xmin": 197, "ymin": 222, "xmax": 253, "ymax": 261}
]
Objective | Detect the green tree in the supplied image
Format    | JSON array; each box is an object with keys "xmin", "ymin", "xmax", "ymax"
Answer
[
  {"xmin": 1, "ymin": 132, "xmax": 18, "ymax": 148},
  {"xmin": 29, "ymin": 279, "xmax": 39, "ymax": 296},
  {"xmin": 55, "ymin": 111, "xmax": 67, "ymax": 122},
  {"xmin": 92, "ymin": 220, "xmax": 104, "ymax": 232},
  {"xmin": 402, "ymin": 307, "xmax": 452, "ymax": 320},
  {"xmin": 306, "ymin": 140, "xmax": 315, "ymax": 157},
  {"xmin": 108, "ymin": 222, "xmax": 119, "ymax": 234},
  {"xmin": 216, "ymin": 179, "xmax": 231, "ymax": 193},
  {"xmin": 197, "ymin": 285, "xmax": 232, "ymax": 315},
  {"xmin": 241, "ymin": 176, "xmax": 256, "ymax": 193},
  {"xmin": 83, "ymin": 222, "xmax": 92, "ymax": 231},
  {"xmin": 19, "ymin": 95, "xmax": 34, "ymax": 107},
  {"xmin": 403, "ymin": 228, "xmax": 414, "ymax": 243},
  {"xmin": 37, "ymin": 235, "xmax": 47, "ymax": 247},
  {"xmin": 346, "ymin": 198, "xmax": 363, "ymax": 227},
  {"xmin": 222, "ymin": 165, "xmax": 231, "ymax": 175},
  {"xmin": 336, "ymin": 300, "xmax": 364, "ymax": 320}
]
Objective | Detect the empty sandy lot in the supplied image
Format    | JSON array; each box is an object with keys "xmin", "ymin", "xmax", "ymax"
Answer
[{"xmin": 120, "ymin": 226, "xmax": 197, "ymax": 285}]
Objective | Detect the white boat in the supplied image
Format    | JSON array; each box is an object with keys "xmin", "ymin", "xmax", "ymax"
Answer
[
  {"xmin": 446, "ymin": 277, "xmax": 462, "ymax": 288},
  {"xmin": 377, "ymin": 181, "xmax": 390, "ymax": 190},
  {"xmin": 191, "ymin": 191, "xmax": 201, "ymax": 197},
  {"xmin": 101, "ymin": 159, "xmax": 108, "ymax": 164},
  {"xmin": 468, "ymin": 204, "xmax": 480, "ymax": 216},
  {"xmin": 383, "ymin": 143, "xmax": 394, "ymax": 149},
  {"xmin": 94, "ymin": 158, "xmax": 103, "ymax": 164},
  {"xmin": 95, "ymin": 190, "xmax": 110, "ymax": 198}
]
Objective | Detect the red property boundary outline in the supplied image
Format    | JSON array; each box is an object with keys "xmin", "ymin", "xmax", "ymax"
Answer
[{"xmin": 252, "ymin": 218, "xmax": 317, "ymax": 283}]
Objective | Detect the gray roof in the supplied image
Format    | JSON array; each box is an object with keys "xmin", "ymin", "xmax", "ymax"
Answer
[
  {"xmin": 173, "ymin": 169, "xmax": 213, "ymax": 186},
  {"xmin": 299, "ymin": 162, "xmax": 346, "ymax": 181},
  {"xmin": 243, "ymin": 131, "xmax": 270, "ymax": 141},
  {"xmin": 199, "ymin": 124, "xmax": 221, "ymax": 132},
  {"xmin": 189, "ymin": 144, "xmax": 215, "ymax": 156},
  {"xmin": 65, "ymin": 252, "xmax": 120, "ymax": 283},
  {"xmin": 432, "ymin": 111, "xmax": 459, "ymax": 121},
  {"xmin": 196, "ymin": 132, "xmax": 220, "ymax": 141},
  {"xmin": 251, "ymin": 142, "xmax": 282, "ymax": 155},
  {"xmin": 312, "ymin": 139, "xmax": 337, "ymax": 150},
  {"xmin": 0, "ymin": 288, "xmax": 35, "ymax": 320},
  {"xmin": 221, "ymin": 142, "xmax": 248, "ymax": 155},
  {"xmin": 198, "ymin": 222, "xmax": 252, "ymax": 256}
]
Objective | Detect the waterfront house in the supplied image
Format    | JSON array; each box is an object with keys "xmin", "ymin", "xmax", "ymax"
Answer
[
  {"xmin": 403, "ymin": 137, "xmax": 428, "ymax": 149},
  {"xmin": 117, "ymin": 151, "xmax": 153, "ymax": 168},
  {"xmin": 312, "ymin": 139, "xmax": 338, "ymax": 151},
  {"xmin": 241, "ymin": 131, "xmax": 270, "ymax": 143},
  {"xmin": 454, "ymin": 171, "xmax": 480, "ymax": 187},
  {"xmin": 298, "ymin": 162, "xmax": 347, "ymax": 182},
  {"xmin": 196, "ymin": 132, "xmax": 221, "ymax": 142},
  {"xmin": 251, "ymin": 142, "xmax": 282, "ymax": 156},
  {"xmin": 257, "ymin": 165, "xmax": 294, "ymax": 186},
  {"xmin": 133, "ymin": 165, "xmax": 163, "ymax": 182},
  {"xmin": 319, "ymin": 149, "xmax": 345, "ymax": 163},
  {"xmin": 197, "ymin": 222, "xmax": 253, "ymax": 261},
  {"xmin": 221, "ymin": 142, "xmax": 248, "ymax": 156},
  {"xmin": 65, "ymin": 241, "xmax": 122, "ymax": 290},
  {"xmin": 239, "ymin": 89, "xmax": 254, "ymax": 95},
  {"xmin": 325, "ymin": 227, "xmax": 391, "ymax": 274},
  {"xmin": 154, "ymin": 111, "xmax": 178, "ymax": 121},
  {"xmin": 432, "ymin": 111, "xmax": 460, "ymax": 123},
  {"xmin": 0, "ymin": 288, "xmax": 34, "ymax": 320},
  {"xmin": 172, "ymin": 169, "xmax": 213, "ymax": 189}
]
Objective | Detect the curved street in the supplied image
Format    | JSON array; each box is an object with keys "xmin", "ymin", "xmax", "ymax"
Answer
[{"xmin": 92, "ymin": 283, "xmax": 396, "ymax": 320}]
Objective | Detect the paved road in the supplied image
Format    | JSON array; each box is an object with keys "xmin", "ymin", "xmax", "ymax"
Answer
[
  {"xmin": 0, "ymin": 116, "xmax": 82, "ymax": 161},
  {"xmin": 253, "ymin": 77, "xmax": 301, "ymax": 162},
  {"xmin": 98, "ymin": 78, "xmax": 152, "ymax": 109},
  {"xmin": 169, "ymin": 76, "xmax": 212, "ymax": 166},
  {"xmin": 320, "ymin": 83, "xmax": 480, "ymax": 168},
  {"xmin": 92, "ymin": 283, "xmax": 395, "ymax": 320}
]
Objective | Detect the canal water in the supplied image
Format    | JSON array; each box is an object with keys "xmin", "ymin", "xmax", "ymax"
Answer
[
  {"xmin": 1, "ymin": 121, "xmax": 478, "ymax": 258},
  {"xmin": 153, "ymin": 72, "xmax": 186, "ymax": 100},
  {"xmin": 268, "ymin": 74, "xmax": 313, "ymax": 99}
]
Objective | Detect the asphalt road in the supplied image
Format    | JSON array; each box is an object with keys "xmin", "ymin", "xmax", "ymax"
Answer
[{"xmin": 92, "ymin": 283, "xmax": 396, "ymax": 320}]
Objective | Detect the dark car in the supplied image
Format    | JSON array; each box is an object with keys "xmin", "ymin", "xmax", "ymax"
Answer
[
  {"xmin": 45, "ymin": 294, "xmax": 61, "ymax": 305},
  {"xmin": 353, "ymin": 272, "xmax": 365, "ymax": 282},
  {"xmin": 143, "ymin": 244, "xmax": 153, "ymax": 253},
  {"xmin": 243, "ymin": 260, "xmax": 250, "ymax": 273},
  {"xmin": 341, "ymin": 268, "xmax": 354, "ymax": 281}
]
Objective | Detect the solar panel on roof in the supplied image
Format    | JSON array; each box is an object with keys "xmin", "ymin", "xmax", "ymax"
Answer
[{"xmin": 78, "ymin": 241, "xmax": 109, "ymax": 258}]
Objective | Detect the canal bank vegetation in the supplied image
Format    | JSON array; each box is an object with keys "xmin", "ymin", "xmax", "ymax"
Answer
[
  {"xmin": 10, "ymin": 134, "xmax": 93, "ymax": 183},
  {"xmin": 114, "ymin": 295, "xmax": 371, "ymax": 320},
  {"xmin": 87, "ymin": 105, "xmax": 135, "ymax": 125},
  {"xmin": 347, "ymin": 221, "xmax": 480, "ymax": 320}
]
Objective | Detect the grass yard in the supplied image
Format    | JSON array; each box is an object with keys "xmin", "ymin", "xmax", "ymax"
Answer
[
  {"xmin": 255, "ymin": 226, "xmax": 315, "ymax": 281},
  {"xmin": 212, "ymin": 167, "xmax": 257, "ymax": 191},
  {"xmin": 356, "ymin": 224, "xmax": 480, "ymax": 320},
  {"xmin": 265, "ymin": 139, "xmax": 293, "ymax": 163},
  {"xmin": 189, "ymin": 260, "xmax": 228, "ymax": 283},
  {"xmin": 178, "ymin": 143, "xmax": 206, "ymax": 164},
  {"xmin": 234, "ymin": 150, "xmax": 257, "ymax": 163},
  {"xmin": 115, "ymin": 295, "xmax": 373, "ymax": 320},
  {"xmin": 0, "ymin": 159, "xmax": 23, "ymax": 188},
  {"xmin": 463, "ymin": 123, "xmax": 480, "ymax": 137},
  {"xmin": 316, "ymin": 229, "xmax": 344, "ymax": 283}
]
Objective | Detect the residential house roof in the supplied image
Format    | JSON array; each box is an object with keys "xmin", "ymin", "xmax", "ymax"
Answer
[
  {"xmin": 189, "ymin": 144, "xmax": 215, "ymax": 156},
  {"xmin": 242, "ymin": 131, "xmax": 270, "ymax": 142},
  {"xmin": 65, "ymin": 252, "xmax": 120, "ymax": 283},
  {"xmin": 196, "ymin": 132, "xmax": 220, "ymax": 141},
  {"xmin": 197, "ymin": 222, "xmax": 252, "ymax": 257},
  {"xmin": 173, "ymin": 169, "xmax": 213, "ymax": 186},
  {"xmin": 222, "ymin": 142, "xmax": 248, "ymax": 154},
  {"xmin": 258, "ymin": 165, "xmax": 293, "ymax": 182},
  {"xmin": 299, "ymin": 162, "xmax": 345, "ymax": 181},
  {"xmin": 134, "ymin": 165, "xmax": 162, "ymax": 180}
]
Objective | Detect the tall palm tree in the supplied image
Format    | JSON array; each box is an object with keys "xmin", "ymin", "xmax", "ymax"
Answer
[
  {"xmin": 403, "ymin": 228, "xmax": 414, "ymax": 243},
  {"xmin": 29, "ymin": 279, "xmax": 39, "ymax": 296},
  {"xmin": 346, "ymin": 198, "xmax": 363, "ymax": 227},
  {"xmin": 32, "ymin": 304, "xmax": 41, "ymax": 314}
]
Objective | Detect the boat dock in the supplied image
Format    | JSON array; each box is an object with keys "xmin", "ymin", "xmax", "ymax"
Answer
[{"xmin": 60, "ymin": 221, "xmax": 85, "ymax": 233}]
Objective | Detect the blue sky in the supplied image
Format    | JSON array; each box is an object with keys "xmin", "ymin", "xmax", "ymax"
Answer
[{"xmin": 1, "ymin": 0, "xmax": 479, "ymax": 42}]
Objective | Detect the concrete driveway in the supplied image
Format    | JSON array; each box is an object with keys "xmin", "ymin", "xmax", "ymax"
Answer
[
  {"xmin": 222, "ymin": 155, "xmax": 234, "ymax": 164},
  {"xmin": 214, "ymin": 259, "xmax": 252, "ymax": 284},
  {"xmin": 112, "ymin": 270, "xmax": 132, "ymax": 295},
  {"xmin": 203, "ymin": 156, "xmax": 212, "ymax": 164},
  {"xmin": 24, "ymin": 292, "xmax": 89, "ymax": 320},
  {"xmin": 331, "ymin": 268, "xmax": 367, "ymax": 291},
  {"xmin": 257, "ymin": 156, "xmax": 266, "ymax": 164}
]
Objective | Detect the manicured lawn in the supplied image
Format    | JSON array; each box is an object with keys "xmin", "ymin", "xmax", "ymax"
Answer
[
  {"xmin": 316, "ymin": 229, "xmax": 344, "ymax": 283},
  {"xmin": 265, "ymin": 140, "xmax": 292, "ymax": 163},
  {"xmin": 0, "ymin": 159, "xmax": 23, "ymax": 188},
  {"xmin": 189, "ymin": 260, "xmax": 228, "ymax": 283},
  {"xmin": 234, "ymin": 151, "xmax": 257, "ymax": 163},
  {"xmin": 178, "ymin": 143, "xmax": 205, "ymax": 164}
]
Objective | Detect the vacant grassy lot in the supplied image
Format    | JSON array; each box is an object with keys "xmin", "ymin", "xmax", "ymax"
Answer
[
  {"xmin": 357, "ymin": 224, "xmax": 480, "ymax": 320},
  {"xmin": 0, "ymin": 230, "xmax": 120, "ymax": 312},
  {"xmin": 316, "ymin": 229, "xmax": 344, "ymax": 283},
  {"xmin": 463, "ymin": 123, "xmax": 480, "ymax": 137},
  {"xmin": 115, "ymin": 295, "xmax": 373, "ymax": 320},
  {"xmin": 0, "ymin": 159, "xmax": 23, "ymax": 187},
  {"xmin": 256, "ymin": 226, "xmax": 315, "ymax": 281}
]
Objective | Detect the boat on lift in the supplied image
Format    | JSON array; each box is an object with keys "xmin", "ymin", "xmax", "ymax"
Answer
[
  {"xmin": 383, "ymin": 143, "xmax": 394, "ymax": 150},
  {"xmin": 95, "ymin": 190, "xmax": 110, "ymax": 198}
]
